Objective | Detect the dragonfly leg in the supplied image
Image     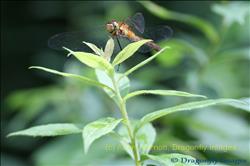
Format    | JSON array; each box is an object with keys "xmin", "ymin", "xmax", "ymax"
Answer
[
  {"xmin": 116, "ymin": 37, "xmax": 123, "ymax": 71},
  {"xmin": 116, "ymin": 37, "xmax": 123, "ymax": 51}
]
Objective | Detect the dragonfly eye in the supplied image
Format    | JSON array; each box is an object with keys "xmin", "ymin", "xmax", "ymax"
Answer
[
  {"xmin": 106, "ymin": 23, "xmax": 115, "ymax": 33},
  {"xmin": 113, "ymin": 22, "xmax": 119, "ymax": 30}
]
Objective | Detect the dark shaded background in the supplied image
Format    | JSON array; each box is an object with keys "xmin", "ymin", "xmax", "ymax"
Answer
[{"xmin": 1, "ymin": 1, "xmax": 250, "ymax": 166}]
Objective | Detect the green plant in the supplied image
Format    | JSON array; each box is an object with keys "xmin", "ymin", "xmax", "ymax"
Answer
[{"xmin": 8, "ymin": 38, "xmax": 249, "ymax": 166}]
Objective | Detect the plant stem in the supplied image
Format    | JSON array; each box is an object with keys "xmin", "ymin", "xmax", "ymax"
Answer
[{"xmin": 111, "ymin": 76, "xmax": 141, "ymax": 166}]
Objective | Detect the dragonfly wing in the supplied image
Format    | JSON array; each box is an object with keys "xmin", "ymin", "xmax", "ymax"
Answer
[
  {"xmin": 143, "ymin": 25, "xmax": 173, "ymax": 42},
  {"xmin": 111, "ymin": 36, "xmax": 130, "ymax": 54},
  {"xmin": 48, "ymin": 31, "xmax": 88, "ymax": 51},
  {"xmin": 48, "ymin": 27, "xmax": 109, "ymax": 52},
  {"xmin": 137, "ymin": 26, "xmax": 173, "ymax": 53},
  {"xmin": 126, "ymin": 12, "xmax": 145, "ymax": 34}
]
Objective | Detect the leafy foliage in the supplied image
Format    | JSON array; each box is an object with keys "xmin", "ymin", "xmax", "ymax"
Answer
[
  {"xmin": 136, "ymin": 98, "xmax": 249, "ymax": 132},
  {"xmin": 104, "ymin": 37, "xmax": 115, "ymax": 61},
  {"xmin": 9, "ymin": 38, "xmax": 249, "ymax": 166},
  {"xmin": 83, "ymin": 117, "xmax": 122, "ymax": 153},
  {"xmin": 63, "ymin": 47, "xmax": 114, "ymax": 75},
  {"xmin": 29, "ymin": 66, "xmax": 114, "ymax": 92},
  {"xmin": 117, "ymin": 122, "xmax": 156, "ymax": 157},
  {"xmin": 7, "ymin": 124, "xmax": 82, "ymax": 137},
  {"xmin": 112, "ymin": 39, "xmax": 152, "ymax": 66},
  {"xmin": 95, "ymin": 69, "xmax": 130, "ymax": 100},
  {"xmin": 124, "ymin": 90, "xmax": 206, "ymax": 102},
  {"xmin": 82, "ymin": 41, "xmax": 104, "ymax": 56}
]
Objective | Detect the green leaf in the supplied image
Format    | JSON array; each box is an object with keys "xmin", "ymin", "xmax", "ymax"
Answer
[
  {"xmin": 7, "ymin": 123, "xmax": 82, "ymax": 137},
  {"xmin": 29, "ymin": 66, "xmax": 115, "ymax": 93},
  {"xmin": 139, "ymin": 1, "xmax": 219, "ymax": 43},
  {"xmin": 225, "ymin": 97, "xmax": 250, "ymax": 111},
  {"xmin": 116, "ymin": 73, "xmax": 130, "ymax": 97},
  {"xmin": 83, "ymin": 117, "xmax": 122, "ymax": 154},
  {"xmin": 112, "ymin": 39, "xmax": 152, "ymax": 66},
  {"xmin": 123, "ymin": 47, "xmax": 169, "ymax": 77},
  {"xmin": 136, "ymin": 123, "xmax": 156, "ymax": 154},
  {"xmin": 136, "ymin": 99, "xmax": 250, "ymax": 132},
  {"xmin": 63, "ymin": 47, "xmax": 113, "ymax": 75},
  {"xmin": 212, "ymin": 2, "xmax": 250, "ymax": 26},
  {"xmin": 111, "ymin": 132, "xmax": 134, "ymax": 159},
  {"xmin": 117, "ymin": 122, "xmax": 156, "ymax": 158},
  {"xmin": 145, "ymin": 153, "xmax": 197, "ymax": 166},
  {"xmin": 82, "ymin": 41, "xmax": 104, "ymax": 56},
  {"xmin": 95, "ymin": 69, "xmax": 115, "ymax": 98},
  {"xmin": 104, "ymin": 37, "xmax": 115, "ymax": 62},
  {"xmin": 124, "ymin": 90, "xmax": 206, "ymax": 102},
  {"xmin": 95, "ymin": 69, "xmax": 130, "ymax": 101}
]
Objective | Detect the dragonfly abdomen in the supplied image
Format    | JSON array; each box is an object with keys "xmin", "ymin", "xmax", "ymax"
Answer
[
  {"xmin": 130, "ymin": 35, "xmax": 161, "ymax": 52},
  {"xmin": 146, "ymin": 41, "xmax": 161, "ymax": 51},
  {"xmin": 119, "ymin": 23, "xmax": 161, "ymax": 52}
]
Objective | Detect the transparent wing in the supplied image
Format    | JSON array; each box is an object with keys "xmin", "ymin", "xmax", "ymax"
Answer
[
  {"xmin": 126, "ymin": 12, "xmax": 145, "ymax": 34},
  {"xmin": 48, "ymin": 27, "xmax": 108, "ymax": 52},
  {"xmin": 48, "ymin": 31, "xmax": 87, "ymax": 51},
  {"xmin": 138, "ymin": 25, "xmax": 173, "ymax": 53},
  {"xmin": 143, "ymin": 25, "xmax": 173, "ymax": 42}
]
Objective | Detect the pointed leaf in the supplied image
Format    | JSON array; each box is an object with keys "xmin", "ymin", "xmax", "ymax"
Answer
[
  {"xmin": 95, "ymin": 69, "xmax": 130, "ymax": 101},
  {"xmin": 83, "ymin": 41, "xmax": 104, "ymax": 56},
  {"xmin": 104, "ymin": 38, "xmax": 115, "ymax": 62},
  {"xmin": 145, "ymin": 153, "xmax": 197, "ymax": 166},
  {"xmin": 124, "ymin": 90, "xmax": 206, "ymax": 102},
  {"xmin": 64, "ymin": 47, "xmax": 113, "ymax": 75},
  {"xmin": 83, "ymin": 117, "xmax": 122, "ymax": 154},
  {"xmin": 136, "ymin": 99, "xmax": 250, "ymax": 132},
  {"xmin": 116, "ymin": 125, "xmax": 137, "ymax": 159},
  {"xmin": 29, "ymin": 66, "xmax": 114, "ymax": 93},
  {"xmin": 123, "ymin": 47, "xmax": 169, "ymax": 76},
  {"xmin": 8, "ymin": 124, "xmax": 82, "ymax": 137},
  {"xmin": 136, "ymin": 123, "xmax": 156, "ymax": 154},
  {"xmin": 112, "ymin": 39, "xmax": 152, "ymax": 66},
  {"xmin": 116, "ymin": 73, "xmax": 130, "ymax": 97},
  {"xmin": 117, "ymin": 121, "xmax": 156, "ymax": 158},
  {"xmin": 225, "ymin": 97, "xmax": 250, "ymax": 112},
  {"xmin": 95, "ymin": 69, "xmax": 115, "ymax": 99},
  {"xmin": 111, "ymin": 132, "xmax": 134, "ymax": 159}
]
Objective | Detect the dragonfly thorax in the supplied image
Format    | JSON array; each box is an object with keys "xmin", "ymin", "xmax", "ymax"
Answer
[{"xmin": 106, "ymin": 21, "xmax": 120, "ymax": 35}]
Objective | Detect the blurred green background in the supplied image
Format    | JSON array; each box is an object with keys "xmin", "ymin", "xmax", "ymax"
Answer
[{"xmin": 1, "ymin": 1, "xmax": 250, "ymax": 166}]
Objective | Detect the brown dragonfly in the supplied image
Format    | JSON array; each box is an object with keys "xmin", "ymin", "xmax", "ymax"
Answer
[{"xmin": 48, "ymin": 13, "xmax": 173, "ymax": 53}]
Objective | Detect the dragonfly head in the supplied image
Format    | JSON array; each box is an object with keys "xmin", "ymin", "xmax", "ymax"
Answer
[{"xmin": 106, "ymin": 20, "xmax": 119, "ymax": 34}]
